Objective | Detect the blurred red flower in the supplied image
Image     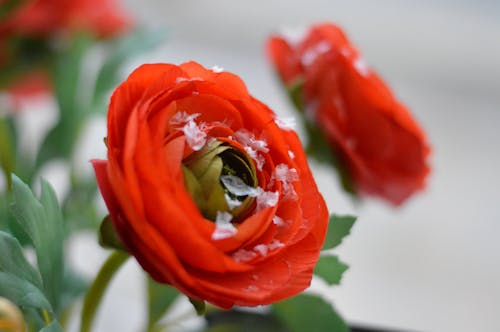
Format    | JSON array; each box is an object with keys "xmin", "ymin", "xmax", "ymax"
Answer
[
  {"xmin": 0, "ymin": 0, "xmax": 131, "ymax": 39},
  {"xmin": 267, "ymin": 23, "xmax": 431, "ymax": 205}
]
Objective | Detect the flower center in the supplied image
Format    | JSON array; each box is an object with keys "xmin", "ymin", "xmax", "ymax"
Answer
[{"xmin": 182, "ymin": 140, "xmax": 258, "ymax": 221}]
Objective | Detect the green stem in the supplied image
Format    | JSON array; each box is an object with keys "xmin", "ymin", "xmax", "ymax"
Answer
[{"xmin": 79, "ymin": 251, "xmax": 129, "ymax": 332}]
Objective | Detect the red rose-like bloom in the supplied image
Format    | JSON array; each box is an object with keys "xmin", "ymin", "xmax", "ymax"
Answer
[
  {"xmin": 0, "ymin": 0, "xmax": 131, "ymax": 39},
  {"xmin": 267, "ymin": 23, "xmax": 431, "ymax": 205},
  {"xmin": 92, "ymin": 62, "xmax": 328, "ymax": 308}
]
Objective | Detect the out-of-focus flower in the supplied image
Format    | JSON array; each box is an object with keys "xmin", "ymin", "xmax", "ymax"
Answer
[
  {"xmin": 0, "ymin": 0, "xmax": 132, "ymax": 39},
  {"xmin": 0, "ymin": 297, "xmax": 25, "ymax": 332},
  {"xmin": 267, "ymin": 22, "xmax": 431, "ymax": 205},
  {"xmin": 0, "ymin": 0, "xmax": 132, "ymax": 102},
  {"xmin": 92, "ymin": 61, "xmax": 328, "ymax": 308}
]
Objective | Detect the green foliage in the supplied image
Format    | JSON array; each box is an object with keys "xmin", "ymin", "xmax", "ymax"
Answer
[
  {"xmin": 98, "ymin": 215, "xmax": 125, "ymax": 251},
  {"xmin": 10, "ymin": 175, "xmax": 65, "ymax": 313},
  {"xmin": 36, "ymin": 34, "xmax": 94, "ymax": 168},
  {"xmin": 322, "ymin": 215, "xmax": 357, "ymax": 250},
  {"xmin": 314, "ymin": 255, "xmax": 349, "ymax": 286},
  {"xmin": 273, "ymin": 294, "xmax": 348, "ymax": 332},
  {"xmin": 204, "ymin": 310, "xmax": 287, "ymax": 332},
  {"xmin": 146, "ymin": 277, "xmax": 179, "ymax": 331},
  {"xmin": 0, "ymin": 231, "xmax": 63, "ymax": 331},
  {"xmin": 0, "ymin": 117, "xmax": 15, "ymax": 188},
  {"xmin": 189, "ymin": 297, "xmax": 207, "ymax": 316},
  {"xmin": 92, "ymin": 28, "xmax": 165, "ymax": 108}
]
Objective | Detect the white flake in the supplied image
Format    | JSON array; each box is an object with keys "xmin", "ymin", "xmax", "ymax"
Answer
[
  {"xmin": 268, "ymin": 239, "xmax": 285, "ymax": 250},
  {"xmin": 212, "ymin": 211, "xmax": 236, "ymax": 240},
  {"xmin": 274, "ymin": 116, "xmax": 296, "ymax": 131},
  {"xmin": 354, "ymin": 57, "xmax": 370, "ymax": 77},
  {"xmin": 220, "ymin": 175, "xmax": 258, "ymax": 197},
  {"xmin": 170, "ymin": 111, "xmax": 200, "ymax": 125},
  {"xmin": 273, "ymin": 215, "xmax": 287, "ymax": 227},
  {"xmin": 182, "ymin": 120, "xmax": 207, "ymax": 151},
  {"xmin": 235, "ymin": 130, "xmax": 269, "ymax": 170},
  {"xmin": 254, "ymin": 244, "xmax": 269, "ymax": 256},
  {"xmin": 301, "ymin": 41, "xmax": 331, "ymax": 66},
  {"xmin": 274, "ymin": 164, "xmax": 299, "ymax": 201},
  {"xmin": 244, "ymin": 285, "xmax": 259, "ymax": 292},
  {"xmin": 175, "ymin": 76, "xmax": 203, "ymax": 84},
  {"xmin": 211, "ymin": 65, "xmax": 224, "ymax": 73},
  {"xmin": 256, "ymin": 189, "xmax": 279, "ymax": 210},
  {"xmin": 235, "ymin": 130, "xmax": 269, "ymax": 153},
  {"xmin": 232, "ymin": 249, "xmax": 257, "ymax": 262},
  {"xmin": 288, "ymin": 150, "xmax": 295, "ymax": 159},
  {"xmin": 225, "ymin": 193, "xmax": 242, "ymax": 209}
]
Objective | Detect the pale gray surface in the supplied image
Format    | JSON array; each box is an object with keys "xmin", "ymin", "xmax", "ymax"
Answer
[{"xmin": 62, "ymin": 1, "xmax": 500, "ymax": 331}]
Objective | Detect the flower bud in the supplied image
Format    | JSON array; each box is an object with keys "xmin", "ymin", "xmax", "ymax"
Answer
[
  {"xmin": 182, "ymin": 140, "xmax": 257, "ymax": 221},
  {"xmin": 0, "ymin": 297, "xmax": 25, "ymax": 332}
]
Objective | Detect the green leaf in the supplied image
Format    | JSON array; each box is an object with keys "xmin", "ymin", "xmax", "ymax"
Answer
[
  {"xmin": 92, "ymin": 28, "xmax": 165, "ymax": 107},
  {"xmin": 39, "ymin": 320, "xmax": 64, "ymax": 332},
  {"xmin": 9, "ymin": 175, "xmax": 64, "ymax": 313},
  {"xmin": 146, "ymin": 277, "xmax": 179, "ymax": 330},
  {"xmin": 60, "ymin": 266, "xmax": 88, "ymax": 313},
  {"xmin": 286, "ymin": 77, "xmax": 305, "ymax": 112},
  {"xmin": 98, "ymin": 215, "xmax": 125, "ymax": 251},
  {"xmin": 204, "ymin": 310, "xmax": 287, "ymax": 332},
  {"xmin": 36, "ymin": 34, "xmax": 93, "ymax": 168},
  {"xmin": 189, "ymin": 297, "xmax": 206, "ymax": 316},
  {"xmin": 273, "ymin": 294, "xmax": 348, "ymax": 332},
  {"xmin": 0, "ymin": 231, "xmax": 43, "ymax": 289},
  {"xmin": 0, "ymin": 117, "xmax": 15, "ymax": 188},
  {"xmin": 0, "ymin": 272, "xmax": 53, "ymax": 312},
  {"xmin": 322, "ymin": 215, "xmax": 357, "ymax": 250},
  {"xmin": 314, "ymin": 255, "xmax": 349, "ymax": 286}
]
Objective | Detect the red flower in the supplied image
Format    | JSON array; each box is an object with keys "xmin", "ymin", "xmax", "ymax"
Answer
[
  {"xmin": 0, "ymin": 0, "xmax": 131, "ymax": 39},
  {"xmin": 92, "ymin": 62, "xmax": 328, "ymax": 308},
  {"xmin": 267, "ymin": 23, "xmax": 431, "ymax": 205}
]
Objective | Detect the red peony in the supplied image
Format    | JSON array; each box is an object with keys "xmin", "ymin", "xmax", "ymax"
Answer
[
  {"xmin": 267, "ymin": 23, "xmax": 431, "ymax": 205},
  {"xmin": 92, "ymin": 61, "xmax": 328, "ymax": 308}
]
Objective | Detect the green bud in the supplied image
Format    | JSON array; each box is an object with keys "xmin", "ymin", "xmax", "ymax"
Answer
[
  {"xmin": 182, "ymin": 140, "xmax": 257, "ymax": 221},
  {"xmin": 0, "ymin": 297, "xmax": 25, "ymax": 332}
]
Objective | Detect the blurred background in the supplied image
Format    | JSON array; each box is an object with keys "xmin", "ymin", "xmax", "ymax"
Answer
[{"xmin": 8, "ymin": 0, "xmax": 500, "ymax": 331}]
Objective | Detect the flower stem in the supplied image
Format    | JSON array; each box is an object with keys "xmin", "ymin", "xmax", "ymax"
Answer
[{"xmin": 79, "ymin": 251, "xmax": 129, "ymax": 332}]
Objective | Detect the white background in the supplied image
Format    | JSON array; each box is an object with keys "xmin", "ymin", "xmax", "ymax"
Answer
[{"xmin": 29, "ymin": 1, "xmax": 500, "ymax": 331}]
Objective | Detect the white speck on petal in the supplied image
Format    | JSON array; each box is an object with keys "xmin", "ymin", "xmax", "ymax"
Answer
[
  {"xmin": 354, "ymin": 57, "xmax": 370, "ymax": 77},
  {"xmin": 274, "ymin": 116, "xmax": 296, "ymax": 131},
  {"xmin": 232, "ymin": 249, "xmax": 257, "ymax": 262},
  {"xmin": 212, "ymin": 211, "xmax": 236, "ymax": 240},
  {"xmin": 302, "ymin": 41, "xmax": 331, "ymax": 66},
  {"xmin": 182, "ymin": 120, "xmax": 207, "ymax": 151},
  {"xmin": 236, "ymin": 130, "xmax": 269, "ymax": 170},
  {"xmin": 211, "ymin": 65, "xmax": 224, "ymax": 73},
  {"xmin": 244, "ymin": 285, "xmax": 259, "ymax": 292},
  {"xmin": 268, "ymin": 239, "xmax": 285, "ymax": 251},
  {"xmin": 220, "ymin": 175, "xmax": 258, "ymax": 197},
  {"xmin": 170, "ymin": 111, "xmax": 200, "ymax": 125},
  {"xmin": 288, "ymin": 150, "xmax": 295, "ymax": 159},
  {"xmin": 273, "ymin": 215, "xmax": 287, "ymax": 227},
  {"xmin": 274, "ymin": 164, "xmax": 299, "ymax": 201},
  {"xmin": 254, "ymin": 244, "xmax": 269, "ymax": 256},
  {"xmin": 256, "ymin": 189, "xmax": 279, "ymax": 210},
  {"xmin": 225, "ymin": 193, "xmax": 242, "ymax": 209},
  {"xmin": 236, "ymin": 130, "xmax": 269, "ymax": 153}
]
